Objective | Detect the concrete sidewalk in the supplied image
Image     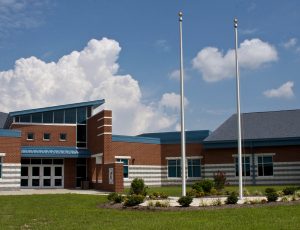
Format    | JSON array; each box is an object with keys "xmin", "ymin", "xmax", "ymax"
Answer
[{"xmin": 0, "ymin": 189, "xmax": 109, "ymax": 196}]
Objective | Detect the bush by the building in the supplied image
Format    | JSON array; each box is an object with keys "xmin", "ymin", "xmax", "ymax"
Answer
[
  {"xmin": 178, "ymin": 196, "xmax": 193, "ymax": 207},
  {"xmin": 225, "ymin": 192, "xmax": 238, "ymax": 204},
  {"xmin": 130, "ymin": 178, "xmax": 147, "ymax": 196}
]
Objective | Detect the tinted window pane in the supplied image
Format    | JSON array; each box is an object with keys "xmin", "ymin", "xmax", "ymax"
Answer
[
  {"xmin": 43, "ymin": 167, "xmax": 51, "ymax": 176},
  {"xmin": 65, "ymin": 108, "xmax": 76, "ymax": 123},
  {"xmin": 21, "ymin": 167, "xmax": 28, "ymax": 176},
  {"xmin": 31, "ymin": 159, "xmax": 41, "ymax": 164},
  {"xmin": 77, "ymin": 142, "xmax": 87, "ymax": 148},
  {"xmin": 21, "ymin": 158, "xmax": 30, "ymax": 164},
  {"xmin": 77, "ymin": 107, "xmax": 87, "ymax": 124},
  {"xmin": 123, "ymin": 166, "xmax": 128, "ymax": 178},
  {"xmin": 27, "ymin": 133, "xmax": 34, "ymax": 140},
  {"xmin": 42, "ymin": 159, "xmax": 52, "ymax": 164},
  {"xmin": 264, "ymin": 164, "xmax": 273, "ymax": 176},
  {"xmin": 32, "ymin": 179, "xmax": 39, "ymax": 187},
  {"xmin": 263, "ymin": 156, "xmax": 273, "ymax": 163},
  {"xmin": 43, "ymin": 133, "xmax": 51, "ymax": 140},
  {"xmin": 193, "ymin": 166, "xmax": 201, "ymax": 177},
  {"xmin": 168, "ymin": 166, "xmax": 176, "ymax": 177},
  {"xmin": 43, "ymin": 179, "xmax": 51, "ymax": 186},
  {"xmin": 21, "ymin": 179, "xmax": 28, "ymax": 186},
  {"xmin": 15, "ymin": 116, "xmax": 20, "ymax": 122},
  {"xmin": 32, "ymin": 167, "xmax": 40, "ymax": 176},
  {"xmin": 168, "ymin": 160, "xmax": 176, "ymax": 166},
  {"xmin": 77, "ymin": 125, "xmax": 86, "ymax": 142},
  {"xmin": 55, "ymin": 179, "xmax": 62, "ymax": 186},
  {"xmin": 54, "ymin": 110, "xmax": 64, "ymax": 123},
  {"xmin": 43, "ymin": 111, "xmax": 53, "ymax": 123},
  {"xmin": 258, "ymin": 157, "xmax": 262, "ymax": 163},
  {"xmin": 20, "ymin": 115, "xmax": 30, "ymax": 122},
  {"xmin": 55, "ymin": 167, "xmax": 62, "ymax": 176},
  {"xmin": 32, "ymin": 113, "xmax": 42, "ymax": 123},
  {"xmin": 53, "ymin": 159, "xmax": 63, "ymax": 165},
  {"xmin": 258, "ymin": 165, "xmax": 263, "ymax": 176}
]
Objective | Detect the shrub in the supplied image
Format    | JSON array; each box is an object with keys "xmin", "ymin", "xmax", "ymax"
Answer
[
  {"xmin": 261, "ymin": 199, "xmax": 267, "ymax": 204},
  {"xmin": 212, "ymin": 198, "xmax": 222, "ymax": 206},
  {"xmin": 281, "ymin": 196, "xmax": 289, "ymax": 202},
  {"xmin": 192, "ymin": 183, "xmax": 204, "ymax": 193},
  {"xmin": 226, "ymin": 192, "xmax": 238, "ymax": 204},
  {"xmin": 155, "ymin": 201, "xmax": 170, "ymax": 207},
  {"xmin": 178, "ymin": 196, "xmax": 193, "ymax": 207},
  {"xmin": 243, "ymin": 189, "xmax": 250, "ymax": 196},
  {"xmin": 192, "ymin": 179, "xmax": 214, "ymax": 194},
  {"xmin": 266, "ymin": 192, "xmax": 278, "ymax": 202},
  {"xmin": 200, "ymin": 179, "xmax": 215, "ymax": 194},
  {"xmin": 107, "ymin": 192, "xmax": 124, "ymax": 203},
  {"xmin": 124, "ymin": 194, "xmax": 145, "ymax": 207},
  {"xmin": 130, "ymin": 178, "xmax": 147, "ymax": 196},
  {"xmin": 159, "ymin": 192, "xmax": 168, "ymax": 199},
  {"xmin": 195, "ymin": 191, "xmax": 205, "ymax": 198},
  {"xmin": 265, "ymin": 188, "xmax": 276, "ymax": 195},
  {"xmin": 210, "ymin": 188, "xmax": 218, "ymax": 195},
  {"xmin": 283, "ymin": 187, "xmax": 297, "ymax": 195},
  {"xmin": 107, "ymin": 192, "xmax": 119, "ymax": 202},
  {"xmin": 149, "ymin": 192, "xmax": 168, "ymax": 200},
  {"xmin": 213, "ymin": 171, "xmax": 227, "ymax": 190}
]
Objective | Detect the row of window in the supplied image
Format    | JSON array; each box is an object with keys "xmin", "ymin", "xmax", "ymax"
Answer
[
  {"xmin": 27, "ymin": 132, "xmax": 67, "ymax": 141},
  {"xmin": 14, "ymin": 107, "xmax": 91, "ymax": 125},
  {"xmin": 168, "ymin": 156, "xmax": 274, "ymax": 178},
  {"xmin": 235, "ymin": 156, "xmax": 273, "ymax": 177}
]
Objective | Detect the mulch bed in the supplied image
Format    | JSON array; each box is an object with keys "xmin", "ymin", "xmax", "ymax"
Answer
[{"xmin": 98, "ymin": 200, "xmax": 300, "ymax": 212}]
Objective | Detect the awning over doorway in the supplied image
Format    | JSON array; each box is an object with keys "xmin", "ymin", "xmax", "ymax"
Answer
[{"xmin": 21, "ymin": 146, "xmax": 91, "ymax": 158}]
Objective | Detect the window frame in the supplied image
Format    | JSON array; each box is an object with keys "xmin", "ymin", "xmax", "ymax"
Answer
[
  {"xmin": 234, "ymin": 155, "xmax": 251, "ymax": 177},
  {"xmin": 167, "ymin": 158, "xmax": 181, "ymax": 178},
  {"xmin": 257, "ymin": 155, "xmax": 274, "ymax": 177},
  {"xmin": 43, "ymin": 133, "xmax": 51, "ymax": 141},
  {"xmin": 27, "ymin": 132, "xmax": 35, "ymax": 141},
  {"xmin": 115, "ymin": 156, "xmax": 130, "ymax": 179},
  {"xmin": 187, "ymin": 158, "xmax": 201, "ymax": 178},
  {"xmin": 59, "ymin": 133, "xmax": 67, "ymax": 141}
]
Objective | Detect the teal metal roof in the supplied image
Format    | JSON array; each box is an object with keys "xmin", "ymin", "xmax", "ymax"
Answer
[
  {"xmin": 0, "ymin": 129, "xmax": 21, "ymax": 138},
  {"xmin": 21, "ymin": 146, "xmax": 91, "ymax": 158},
  {"xmin": 112, "ymin": 135, "xmax": 161, "ymax": 144},
  {"xmin": 10, "ymin": 99, "xmax": 105, "ymax": 116},
  {"xmin": 139, "ymin": 130, "xmax": 211, "ymax": 144}
]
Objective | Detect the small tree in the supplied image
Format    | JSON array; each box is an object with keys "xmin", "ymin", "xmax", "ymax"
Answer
[
  {"xmin": 213, "ymin": 171, "xmax": 227, "ymax": 191},
  {"xmin": 130, "ymin": 178, "xmax": 147, "ymax": 196}
]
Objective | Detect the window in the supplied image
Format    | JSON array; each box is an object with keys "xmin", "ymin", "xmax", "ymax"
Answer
[
  {"xmin": 77, "ymin": 107, "xmax": 87, "ymax": 124},
  {"xmin": 0, "ymin": 157, "xmax": 2, "ymax": 178},
  {"xmin": 20, "ymin": 115, "xmax": 31, "ymax": 122},
  {"xmin": 54, "ymin": 110, "xmax": 64, "ymax": 123},
  {"xmin": 43, "ymin": 111, "xmax": 53, "ymax": 123},
  {"xmin": 116, "ymin": 159, "xmax": 129, "ymax": 178},
  {"xmin": 65, "ymin": 108, "xmax": 76, "ymax": 123},
  {"xmin": 258, "ymin": 156, "xmax": 273, "ymax": 176},
  {"xmin": 188, "ymin": 159, "xmax": 201, "ymax": 177},
  {"xmin": 43, "ymin": 133, "xmax": 51, "ymax": 141},
  {"xmin": 235, "ymin": 156, "xmax": 251, "ymax": 176},
  {"xmin": 32, "ymin": 113, "xmax": 42, "ymax": 123},
  {"xmin": 27, "ymin": 133, "xmax": 34, "ymax": 140},
  {"xmin": 59, "ymin": 133, "xmax": 67, "ymax": 141},
  {"xmin": 168, "ymin": 159, "xmax": 181, "ymax": 178}
]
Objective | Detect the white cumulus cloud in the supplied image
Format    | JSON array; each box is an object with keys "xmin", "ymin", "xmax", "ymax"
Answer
[
  {"xmin": 159, "ymin": 92, "xmax": 189, "ymax": 110},
  {"xmin": 283, "ymin": 38, "xmax": 297, "ymax": 49},
  {"xmin": 263, "ymin": 81, "xmax": 294, "ymax": 99},
  {"xmin": 0, "ymin": 37, "xmax": 178, "ymax": 135},
  {"xmin": 192, "ymin": 38, "xmax": 278, "ymax": 82}
]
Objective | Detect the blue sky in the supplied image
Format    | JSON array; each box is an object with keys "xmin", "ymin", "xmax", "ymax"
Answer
[{"xmin": 0, "ymin": 0, "xmax": 299, "ymax": 135}]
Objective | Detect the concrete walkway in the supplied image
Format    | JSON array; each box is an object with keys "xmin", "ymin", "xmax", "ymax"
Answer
[{"xmin": 0, "ymin": 189, "xmax": 109, "ymax": 196}]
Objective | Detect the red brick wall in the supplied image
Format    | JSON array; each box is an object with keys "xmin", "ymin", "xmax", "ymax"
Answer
[
  {"xmin": 110, "ymin": 142, "xmax": 161, "ymax": 165},
  {"xmin": 10, "ymin": 124, "xmax": 76, "ymax": 146},
  {"xmin": 64, "ymin": 158, "xmax": 76, "ymax": 188},
  {"xmin": 0, "ymin": 136, "xmax": 21, "ymax": 163},
  {"xmin": 161, "ymin": 143, "xmax": 204, "ymax": 165},
  {"xmin": 92, "ymin": 163, "xmax": 124, "ymax": 192},
  {"xmin": 87, "ymin": 110, "xmax": 112, "ymax": 156},
  {"xmin": 203, "ymin": 145, "xmax": 300, "ymax": 164}
]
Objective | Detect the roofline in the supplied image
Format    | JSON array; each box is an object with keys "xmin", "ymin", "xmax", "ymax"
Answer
[
  {"xmin": 204, "ymin": 137, "xmax": 300, "ymax": 149},
  {"xmin": 9, "ymin": 99, "xmax": 105, "ymax": 117}
]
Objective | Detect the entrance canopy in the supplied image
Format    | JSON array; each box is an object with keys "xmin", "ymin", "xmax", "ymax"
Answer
[{"xmin": 21, "ymin": 146, "xmax": 91, "ymax": 158}]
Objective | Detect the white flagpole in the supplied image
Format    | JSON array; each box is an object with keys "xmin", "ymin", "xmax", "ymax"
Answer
[
  {"xmin": 179, "ymin": 11, "xmax": 186, "ymax": 196},
  {"xmin": 234, "ymin": 18, "xmax": 243, "ymax": 200}
]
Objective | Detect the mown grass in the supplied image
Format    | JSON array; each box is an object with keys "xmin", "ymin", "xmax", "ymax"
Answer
[
  {"xmin": 1, "ymin": 194, "xmax": 300, "ymax": 229},
  {"xmin": 125, "ymin": 185, "xmax": 294, "ymax": 196}
]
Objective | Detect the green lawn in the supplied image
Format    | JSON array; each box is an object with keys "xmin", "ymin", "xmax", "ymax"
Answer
[
  {"xmin": 1, "ymin": 194, "xmax": 300, "ymax": 229},
  {"xmin": 125, "ymin": 185, "xmax": 294, "ymax": 196}
]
